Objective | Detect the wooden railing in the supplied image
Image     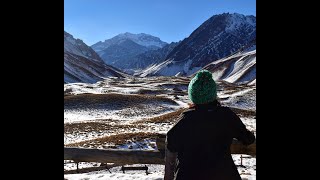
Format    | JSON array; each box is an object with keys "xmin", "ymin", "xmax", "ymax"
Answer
[{"xmin": 64, "ymin": 136, "xmax": 255, "ymax": 165}]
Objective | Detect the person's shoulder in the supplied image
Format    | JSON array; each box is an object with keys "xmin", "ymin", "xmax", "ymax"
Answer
[
  {"xmin": 217, "ymin": 106, "xmax": 238, "ymax": 117},
  {"xmin": 218, "ymin": 106, "xmax": 233, "ymax": 112},
  {"xmin": 181, "ymin": 108, "xmax": 196, "ymax": 116},
  {"xmin": 169, "ymin": 108, "xmax": 194, "ymax": 131},
  {"xmin": 180, "ymin": 108, "xmax": 202, "ymax": 122},
  {"xmin": 174, "ymin": 109, "xmax": 194, "ymax": 125}
]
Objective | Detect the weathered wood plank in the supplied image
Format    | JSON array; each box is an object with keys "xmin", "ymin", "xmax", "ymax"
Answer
[
  {"xmin": 64, "ymin": 138, "xmax": 255, "ymax": 164},
  {"xmin": 231, "ymin": 139, "xmax": 256, "ymax": 156},
  {"xmin": 64, "ymin": 148, "xmax": 164, "ymax": 164}
]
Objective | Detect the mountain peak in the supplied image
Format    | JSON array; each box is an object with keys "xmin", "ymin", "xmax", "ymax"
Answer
[
  {"xmin": 121, "ymin": 32, "xmax": 147, "ymax": 36},
  {"xmin": 92, "ymin": 32, "xmax": 168, "ymax": 53},
  {"xmin": 114, "ymin": 32, "xmax": 167, "ymax": 47}
]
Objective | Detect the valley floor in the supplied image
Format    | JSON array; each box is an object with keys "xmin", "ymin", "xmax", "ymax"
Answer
[{"xmin": 64, "ymin": 77, "xmax": 256, "ymax": 180}]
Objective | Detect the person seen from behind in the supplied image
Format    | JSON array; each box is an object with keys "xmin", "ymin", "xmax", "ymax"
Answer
[{"xmin": 164, "ymin": 70, "xmax": 255, "ymax": 180}]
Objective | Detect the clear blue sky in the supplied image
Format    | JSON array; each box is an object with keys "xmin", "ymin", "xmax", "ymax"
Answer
[{"xmin": 64, "ymin": 0, "xmax": 256, "ymax": 46}]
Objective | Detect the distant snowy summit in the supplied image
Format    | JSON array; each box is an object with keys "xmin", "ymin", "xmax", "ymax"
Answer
[
  {"xmin": 92, "ymin": 32, "xmax": 167, "ymax": 52},
  {"xmin": 64, "ymin": 31, "xmax": 125, "ymax": 83},
  {"xmin": 91, "ymin": 32, "xmax": 168, "ymax": 71}
]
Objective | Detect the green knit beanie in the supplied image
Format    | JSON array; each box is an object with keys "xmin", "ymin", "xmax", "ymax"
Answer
[{"xmin": 188, "ymin": 70, "xmax": 217, "ymax": 104}]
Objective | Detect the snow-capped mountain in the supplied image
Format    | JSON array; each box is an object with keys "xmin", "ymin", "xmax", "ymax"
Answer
[
  {"xmin": 64, "ymin": 31, "xmax": 125, "ymax": 83},
  {"xmin": 201, "ymin": 50, "xmax": 256, "ymax": 84},
  {"xmin": 140, "ymin": 13, "xmax": 256, "ymax": 77},
  {"xmin": 93, "ymin": 39, "xmax": 150, "ymax": 70},
  {"xmin": 92, "ymin": 32, "xmax": 167, "ymax": 52},
  {"xmin": 91, "ymin": 33, "xmax": 168, "ymax": 71}
]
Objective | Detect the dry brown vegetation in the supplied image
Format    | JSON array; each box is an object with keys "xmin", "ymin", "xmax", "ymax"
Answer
[
  {"xmin": 136, "ymin": 89, "xmax": 168, "ymax": 95},
  {"xmin": 133, "ymin": 108, "xmax": 186, "ymax": 124},
  {"xmin": 64, "ymin": 93, "xmax": 178, "ymax": 107},
  {"xmin": 230, "ymin": 107, "xmax": 256, "ymax": 118},
  {"xmin": 64, "ymin": 106, "xmax": 253, "ymax": 148},
  {"xmin": 64, "ymin": 121, "xmax": 146, "ymax": 134},
  {"xmin": 66, "ymin": 132, "xmax": 161, "ymax": 148}
]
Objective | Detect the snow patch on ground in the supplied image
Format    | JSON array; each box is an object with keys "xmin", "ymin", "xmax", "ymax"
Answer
[
  {"xmin": 64, "ymin": 99, "xmax": 180, "ymax": 123},
  {"xmin": 65, "ymin": 154, "xmax": 255, "ymax": 180},
  {"xmin": 65, "ymin": 164, "xmax": 165, "ymax": 180}
]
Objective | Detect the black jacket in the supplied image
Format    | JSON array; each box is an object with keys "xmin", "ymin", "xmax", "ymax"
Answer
[{"xmin": 166, "ymin": 104, "xmax": 255, "ymax": 180}]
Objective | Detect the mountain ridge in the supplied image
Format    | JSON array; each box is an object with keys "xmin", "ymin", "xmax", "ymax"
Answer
[
  {"xmin": 64, "ymin": 31, "xmax": 125, "ymax": 83},
  {"xmin": 139, "ymin": 13, "xmax": 256, "ymax": 77}
]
